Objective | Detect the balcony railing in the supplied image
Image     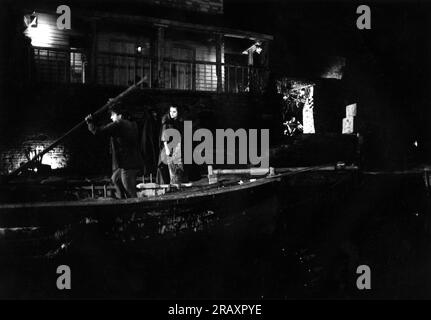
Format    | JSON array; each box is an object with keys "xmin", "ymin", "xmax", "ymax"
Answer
[
  {"xmin": 32, "ymin": 47, "xmax": 267, "ymax": 93},
  {"xmin": 96, "ymin": 51, "xmax": 152, "ymax": 87}
]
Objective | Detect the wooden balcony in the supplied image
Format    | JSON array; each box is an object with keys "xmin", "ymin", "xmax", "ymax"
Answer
[{"xmin": 31, "ymin": 47, "xmax": 268, "ymax": 94}]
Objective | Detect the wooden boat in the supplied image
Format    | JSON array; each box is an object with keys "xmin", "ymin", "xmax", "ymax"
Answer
[
  {"xmin": 0, "ymin": 166, "xmax": 359, "ymax": 258},
  {"xmin": 0, "ymin": 82, "xmax": 361, "ymax": 262}
]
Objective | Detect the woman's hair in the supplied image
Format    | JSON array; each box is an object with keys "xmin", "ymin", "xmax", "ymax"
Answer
[{"xmin": 169, "ymin": 105, "xmax": 179, "ymax": 112}]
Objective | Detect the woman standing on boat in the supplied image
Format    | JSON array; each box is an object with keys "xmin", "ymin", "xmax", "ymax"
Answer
[
  {"xmin": 85, "ymin": 102, "xmax": 143, "ymax": 199},
  {"xmin": 156, "ymin": 105, "xmax": 184, "ymax": 184}
]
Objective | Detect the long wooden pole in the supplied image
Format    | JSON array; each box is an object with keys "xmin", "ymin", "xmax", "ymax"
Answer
[{"xmin": 6, "ymin": 79, "xmax": 145, "ymax": 181}]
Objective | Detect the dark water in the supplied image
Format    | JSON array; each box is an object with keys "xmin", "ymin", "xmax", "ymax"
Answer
[{"xmin": 1, "ymin": 173, "xmax": 430, "ymax": 299}]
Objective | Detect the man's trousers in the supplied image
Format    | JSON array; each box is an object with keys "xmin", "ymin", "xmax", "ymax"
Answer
[{"xmin": 111, "ymin": 168, "xmax": 140, "ymax": 199}]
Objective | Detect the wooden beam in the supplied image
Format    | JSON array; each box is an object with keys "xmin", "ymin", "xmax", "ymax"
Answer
[
  {"xmin": 90, "ymin": 19, "xmax": 98, "ymax": 84},
  {"xmin": 213, "ymin": 168, "xmax": 275, "ymax": 176},
  {"xmin": 215, "ymin": 33, "xmax": 223, "ymax": 93},
  {"xmin": 154, "ymin": 25, "xmax": 166, "ymax": 88},
  {"xmin": 93, "ymin": 11, "xmax": 274, "ymax": 41},
  {"xmin": 248, "ymin": 50, "xmax": 254, "ymax": 66},
  {"xmin": 261, "ymin": 41, "xmax": 270, "ymax": 68}
]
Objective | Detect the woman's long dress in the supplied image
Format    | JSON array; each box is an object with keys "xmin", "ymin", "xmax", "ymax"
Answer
[{"xmin": 156, "ymin": 114, "xmax": 184, "ymax": 184}]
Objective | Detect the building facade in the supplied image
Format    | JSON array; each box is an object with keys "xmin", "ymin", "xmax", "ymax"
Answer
[{"xmin": 22, "ymin": 0, "xmax": 272, "ymax": 93}]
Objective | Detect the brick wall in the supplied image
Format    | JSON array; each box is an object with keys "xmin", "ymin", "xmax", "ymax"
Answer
[{"xmin": 0, "ymin": 138, "xmax": 69, "ymax": 174}]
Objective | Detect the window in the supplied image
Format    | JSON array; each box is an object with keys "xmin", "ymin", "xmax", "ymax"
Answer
[
  {"xmin": 33, "ymin": 47, "xmax": 86, "ymax": 83},
  {"xmin": 97, "ymin": 38, "xmax": 151, "ymax": 86}
]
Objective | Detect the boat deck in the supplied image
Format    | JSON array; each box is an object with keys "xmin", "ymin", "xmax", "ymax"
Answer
[{"xmin": 0, "ymin": 166, "xmax": 355, "ymax": 209}]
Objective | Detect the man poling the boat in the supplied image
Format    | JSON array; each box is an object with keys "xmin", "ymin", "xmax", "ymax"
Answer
[{"xmin": 85, "ymin": 102, "xmax": 144, "ymax": 199}]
